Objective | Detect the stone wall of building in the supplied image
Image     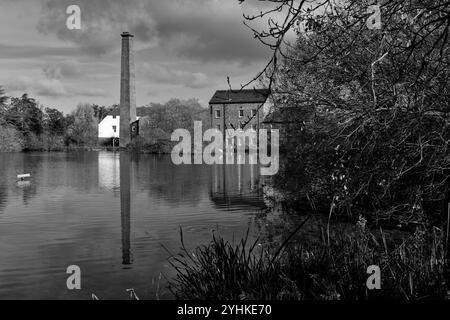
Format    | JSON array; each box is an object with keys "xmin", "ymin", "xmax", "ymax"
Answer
[{"xmin": 210, "ymin": 102, "xmax": 266, "ymax": 133}]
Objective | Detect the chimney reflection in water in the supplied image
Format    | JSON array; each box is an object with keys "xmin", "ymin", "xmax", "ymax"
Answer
[{"xmin": 120, "ymin": 153, "xmax": 132, "ymax": 266}]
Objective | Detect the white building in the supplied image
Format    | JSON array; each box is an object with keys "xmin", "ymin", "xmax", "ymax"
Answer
[
  {"xmin": 98, "ymin": 114, "xmax": 141, "ymax": 139},
  {"xmin": 98, "ymin": 115, "xmax": 120, "ymax": 138}
]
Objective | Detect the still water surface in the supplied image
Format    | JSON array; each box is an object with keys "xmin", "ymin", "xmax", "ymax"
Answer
[{"xmin": 0, "ymin": 152, "xmax": 267, "ymax": 299}]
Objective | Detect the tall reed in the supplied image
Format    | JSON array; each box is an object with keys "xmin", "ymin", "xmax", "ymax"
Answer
[{"xmin": 169, "ymin": 221, "xmax": 449, "ymax": 300}]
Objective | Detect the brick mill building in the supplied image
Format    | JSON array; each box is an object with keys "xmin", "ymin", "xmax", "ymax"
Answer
[{"xmin": 209, "ymin": 89, "xmax": 271, "ymax": 144}]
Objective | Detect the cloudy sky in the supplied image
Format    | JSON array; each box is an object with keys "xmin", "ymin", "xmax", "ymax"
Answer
[{"xmin": 0, "ymin": 0, "xmax": 273, "ymax": 113}]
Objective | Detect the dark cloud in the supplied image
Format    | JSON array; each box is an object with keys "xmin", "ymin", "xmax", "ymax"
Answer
[
  {"xmin": 149, "ymin": 1, "xmax": 270, "ymax": 63},
  {"xmin": 37, "ymin": 0, "xmax": 270, "ymax": 63},
  {"xmin": 37, "ymin": 0, "xmax": 158, "ymax": 56}
]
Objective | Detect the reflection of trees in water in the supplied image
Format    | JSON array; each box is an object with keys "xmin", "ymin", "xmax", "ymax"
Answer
[
  {"xmin": 61, "ymin": 152, "xmax": 99, "ymax": 193},
  {"xmin": 17, "ymin": 152, "xmax": 101, "ymax": 205},
  {"xmin": 0, "ymin": 152, "xmax": 102, "ymax": 210},
  {"xmin": 0, "ymin": 185, "xmax": 7, "ymax": 212},
  {"xmin": 21, "ymin": 183, "xmax": 37, "ymax": 206},
  {"xmin": 0, "ymin": 155, "xmax": 9, "ymax": 212},
  {"xmin": 0, "ymin": 153, "xmax": 39, "ymax": 207},
  {"xmin": 132, "ymin": 154, "xmax": 208, "ymax": 207}
]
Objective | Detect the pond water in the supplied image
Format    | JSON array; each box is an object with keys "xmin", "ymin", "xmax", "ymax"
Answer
[{"xmin": 0, "ymin": 152, "xmax": 267, "ymax": 300}]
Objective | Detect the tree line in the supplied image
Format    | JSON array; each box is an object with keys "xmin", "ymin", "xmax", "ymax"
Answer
[
  {"xmin": 0, "ymin": 88, "xmax": 209, "ymax": 152},
  {"xmin": 0, "ymin": 89, "xmax": 99, "ymax": 151}
]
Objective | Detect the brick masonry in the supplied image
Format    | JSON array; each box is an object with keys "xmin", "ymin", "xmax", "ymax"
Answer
[
  {"xmin": 119, "ymin": 32, "xmax": 137, "ymax": 147},
  {"xmin": 210, "ymin": 102, "xmax": 269, "ymax": 148},
  {"xmin": 210, "ymin": 102, "xmax": 265, "ymax": 131}
]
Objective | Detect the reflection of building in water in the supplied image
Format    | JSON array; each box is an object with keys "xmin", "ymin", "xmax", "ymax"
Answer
[
  {"xmin": 120, "ymin": 153, "xmax": 132, "ymax": 266},
  {"xmin": 98, "ymin": 152, "xmax": 120, "ymax": 192},
  {"xmin": 210, "ymin": 160, "xmax": 265, "ymax": 211}
]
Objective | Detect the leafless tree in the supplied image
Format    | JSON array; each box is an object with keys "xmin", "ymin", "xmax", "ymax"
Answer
[{"xmin": 237, "ymin": 0, "xmax": 449, "ymax": 225}]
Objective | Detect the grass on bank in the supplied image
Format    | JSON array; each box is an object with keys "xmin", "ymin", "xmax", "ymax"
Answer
[{"xmin": 168, "ymin": 219, "xmax": 449, "ymax": 300}]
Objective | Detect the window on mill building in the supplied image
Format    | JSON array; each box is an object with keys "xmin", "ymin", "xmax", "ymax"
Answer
[
  {"xmin": 239, "ymin": 109, "xmax": 244, "ymax": 118},
  {"xmin": 215, "ymin": 110, "xmax": 221, "ymax": 118}
]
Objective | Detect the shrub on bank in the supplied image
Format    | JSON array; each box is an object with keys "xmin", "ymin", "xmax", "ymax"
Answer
[
  {"xmin": 22, "ymin": 132, "xmax": 46, "ymax": 151},
  {"xmin": 0, "ymin": 125, "xmax": 23, "ymax": 152},
  {"xmin": 127, "ymin": 136, "xmax": 174, "ymax": 154},
  {"xmin": 20, "ymin": 133, "xmax": 66, "ymax": 152},
  {"xmin": 44, "ymin": 134, "xmax": 66, "ymax": 151}
]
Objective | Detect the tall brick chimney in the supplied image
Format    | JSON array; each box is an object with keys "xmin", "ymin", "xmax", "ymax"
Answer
[{"xmin": 119, "ymin": 32, "xmax": 137, "ymax": 148}]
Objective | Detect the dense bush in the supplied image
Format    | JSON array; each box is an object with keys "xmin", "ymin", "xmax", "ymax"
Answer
[
  {"xmin": 22, "ymin": 132, "xmax": 46, "ymax": 151},
  {"xmin": 43, "ymin": 134, "xmax": 66, "ymax": 151}
]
